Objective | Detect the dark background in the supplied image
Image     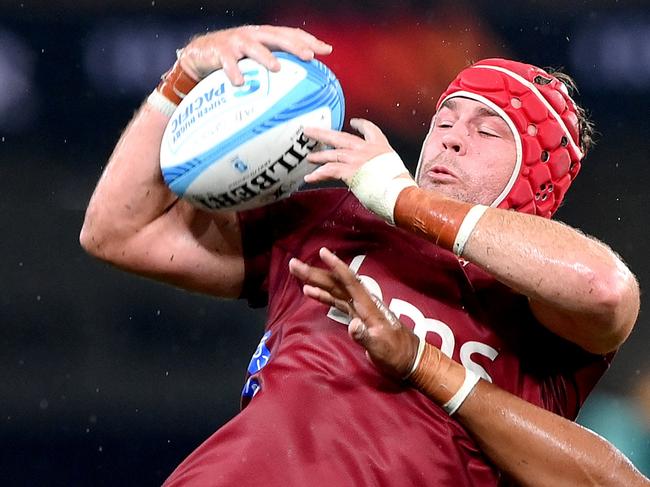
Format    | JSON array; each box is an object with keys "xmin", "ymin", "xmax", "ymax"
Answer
[{"xmin": 1, "ymin": 1, "xmax": 649, "ymax": 485}]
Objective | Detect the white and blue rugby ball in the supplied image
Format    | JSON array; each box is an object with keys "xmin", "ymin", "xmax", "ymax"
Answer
[{"xmin": 160, "ymin": 52, "xmax": 345, "ymax": 212}]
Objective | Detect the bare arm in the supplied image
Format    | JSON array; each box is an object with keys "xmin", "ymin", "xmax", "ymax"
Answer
[
  {"xmin": 461, "ymin": 208, "xmax": 640, "ymax": 354},
  {"xmin": 289, "ymin": 248, "xmax": 649, "ymax": 487},
  {"xmin": 80, "ymin": 26, "xmax": 333, "ymax": 297},
  {"xmin": 457, "ymin": 380, "xmax": 648, "ymax": 487},
  {"xmin": 80, "ymin": 101, "xmax": 245, "ymax": 297},
  {"xmin": 302, "ymin": 121, "xmax": 640, "ymax": 354}
]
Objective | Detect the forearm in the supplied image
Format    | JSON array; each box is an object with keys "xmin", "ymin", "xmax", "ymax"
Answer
[
  {"xmin": 80, "ymin": 103, "xmax": 176, "ymax": 253},
  {"xmin": 461, "ymin": 208, "xmax": 632, "ymax": 316},
  {"xmin": 456, "ymin": 380, "xmax": 648, "ymax": 487},
  {"xmin": 410, "ymin": 345, "xmax": 647, "ymax": 487}
]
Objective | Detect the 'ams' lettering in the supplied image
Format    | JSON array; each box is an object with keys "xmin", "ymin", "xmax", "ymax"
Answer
[{"xmin": 326, "ymin": 254, "xmax": 499, "ymax": 382}]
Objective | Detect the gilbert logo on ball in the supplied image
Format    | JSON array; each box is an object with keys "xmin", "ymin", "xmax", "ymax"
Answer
[{"xmin": 159, "ymin": 52, "xmax": 345, "ymax": 212}]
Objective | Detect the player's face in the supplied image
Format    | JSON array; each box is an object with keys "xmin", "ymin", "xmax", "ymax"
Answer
[{"xmin": 417, "ymin": 97, "xmax": 516, "ymax": 206}]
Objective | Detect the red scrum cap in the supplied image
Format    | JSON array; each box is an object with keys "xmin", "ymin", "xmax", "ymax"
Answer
[{"xmin": 436, "ymin": 58, "xmax": 584, "ymax": 218}]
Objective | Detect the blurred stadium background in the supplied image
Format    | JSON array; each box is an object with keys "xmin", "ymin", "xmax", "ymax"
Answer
[{"xmin": 0, "ymin": 0, "xmax": 648, "ymax": 485}]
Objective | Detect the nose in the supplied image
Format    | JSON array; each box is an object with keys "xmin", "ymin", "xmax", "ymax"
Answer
[{"xmin": 441, "ymin": 125, "xmax": 468, "ymax": 156}]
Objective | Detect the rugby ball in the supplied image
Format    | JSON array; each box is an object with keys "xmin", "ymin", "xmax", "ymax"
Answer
[{"xmin": 159, "ymin": 52, "xmax": 345, "ymax": 212}]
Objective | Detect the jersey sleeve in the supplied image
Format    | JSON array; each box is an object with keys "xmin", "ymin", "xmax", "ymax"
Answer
[
  {"xmin": 509, "ymin": 294, "xmax": 615, "ymax": 420},
  {"xmin": 541, "ymin": 350, "xmax": 614, "ymax": 420}
]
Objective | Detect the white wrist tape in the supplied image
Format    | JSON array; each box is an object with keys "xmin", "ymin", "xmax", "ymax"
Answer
[
  {"xmin": 349, "ymin": 152, "xmax": 416, "ymax": 225},
  {"xmin": 442, "ymin": 368, "xmax": 481, "ymax": 415},
  {"xmin": 452, "ymin": 204, "xmax": 488, "ymax": 256},
  {"xmin": 404, "ymin": 334, "xmax": 427, "ymax": 380},
  {"xmin": 147, "ymin": 89, "xmax": 178, "ymax": 118}
]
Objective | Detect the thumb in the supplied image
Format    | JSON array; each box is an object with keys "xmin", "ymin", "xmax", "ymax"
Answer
[
  {"xmin": 348, "ymin": 317, "xmax": 371, "ymax": 347},
  {"xmin": 350, "ymin": 118, "xmax": 389, "ymax": 145}
]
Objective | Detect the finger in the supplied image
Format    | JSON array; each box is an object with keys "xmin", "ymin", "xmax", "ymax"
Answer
[
  {"xmin": 219, "ymin": 51, "xmax": 246, "ymax": 86},
  {"xmin": 271, "ymin": 26, "xmax": 332, "ymax": 54},
  {"xmin": 289, "ymin": 257, "xmax": 349, "ymax": 300},
  {"xmin": 303, "ymin": 163, "xmax": 349, "ymax": 184},
  {"xmin": 350, "ymin": 118, "xmax": 389, "ymax": 145},
  {"xmin": 241, "ymin": 42, "xmax": 281, "ymax": 72},
  {"xmin": 303, "ymin": 285, "xmax": 354, "ymax": 316},
  {"xmin": 285, "ymin": 27, "xmax": 334, "ymax": 55},
  {"xmin": 302, "ymin": 284, "xmax": 335, "ymax": 306},
  {"xmin": 306, "ymin": 150, "xmax": 349, "ymax": 165},
  {"xmin": 317, "ymin": 248, "xmax": 381, "ymax": 322},
  {"xmin": 348, "ymin": 317, "xmax": 370, "ymax": 345},
  {"xmin": 255, "ymin": 26, "xmax": 333, "ymax": 57},
  {"xmin": 303, "ymin": 127, "xmax": 361, "ymax": 150}
]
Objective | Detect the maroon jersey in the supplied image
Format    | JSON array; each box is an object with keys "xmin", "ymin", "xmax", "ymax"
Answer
[{"xmin": 164, "ymin": 189, "xmax": 610, "ymax": 486}]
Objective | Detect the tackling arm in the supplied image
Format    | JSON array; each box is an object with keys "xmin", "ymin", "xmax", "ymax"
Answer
[
  {"xmin": 456, "ymin": 379, "xmax": 648, "ymax": 487},
  {"xmin": 290, "ymin": 248, "xmax": 649, "ymax": 487}
]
